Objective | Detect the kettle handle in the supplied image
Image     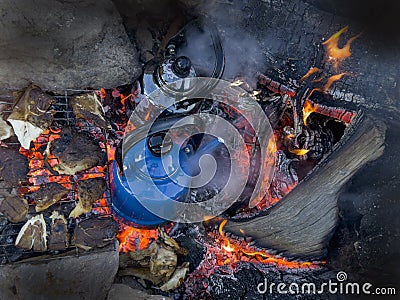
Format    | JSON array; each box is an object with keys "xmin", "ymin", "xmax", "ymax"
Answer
[
  {"xmin": 158, "ymin": 19, "xmax": 225, "ymax": 97},
  {"xmin": 120, "ymin": 114, "xmax": 204, "ymax": 166}
]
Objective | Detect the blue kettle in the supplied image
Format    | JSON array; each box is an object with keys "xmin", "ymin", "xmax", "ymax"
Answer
[{"xmin": 110, "ymin": 116, "xmax": 222, "ymax": 227}]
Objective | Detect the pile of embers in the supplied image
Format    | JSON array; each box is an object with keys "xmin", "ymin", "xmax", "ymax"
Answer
[{"xmin": 0, "ymin": 85, "xmax": 117, "ymax": 262}]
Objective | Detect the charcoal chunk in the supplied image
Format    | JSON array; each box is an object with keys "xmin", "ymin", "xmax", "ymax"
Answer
[
  {"xmin": 69, "ymin": 177, "xmax": 107, "ymax": 218},
  {"xmin": 46, "ymin": 128, "xmax": 106, "ymax": 175},
  {"xmin": 0, "ymin": 147, "xmax": 29, "ymax": 186},
  {"xmin": 0, "ymin": 194, "xmax": 28, "ymax": 223},
  {"xmin": 33, "ymin": 182, "xmax": 69, "ymax": 212},
  {"xmin": 73, "ymin": 217, "xmax": 118, "ymax": 251},
  {"xmin": 48, "ymin": 211, "xmax": 69, "ymax": 250},
  {"xmin": 70, "ymin": 93, "xmax": 108, "ymax": 129},
  {"xmin": 15, "ymin": 214, "xmax": 47, "ymax": 252}
]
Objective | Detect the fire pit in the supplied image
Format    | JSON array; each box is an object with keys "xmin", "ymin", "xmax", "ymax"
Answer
[{"xmin": 0, "ymin": 0, "xmax": 398, "ymax": 299}]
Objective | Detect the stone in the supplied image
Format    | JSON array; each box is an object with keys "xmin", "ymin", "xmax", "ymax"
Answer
[
  {"xmin": 107, "ymin": 284, "xmax": 172, "ymax": 300},
  {"xmin": 0, "ymin": 242, "xmax": 119, "ymax": 300},
  {"xmin": 0, "ymin": 0, "xmax": 141, "ymax": 97}
]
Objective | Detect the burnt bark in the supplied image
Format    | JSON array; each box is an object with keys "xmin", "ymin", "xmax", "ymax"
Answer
[{"xmin": 224, "ymin": 115, "xmax": 386, "ymax": 260}]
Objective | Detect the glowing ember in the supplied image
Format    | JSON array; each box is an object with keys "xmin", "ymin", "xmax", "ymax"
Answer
[
  {"xmin": 215, "ymin": 220, "xmax": 319, "ymax": 269},
  {"xmin": 117, "ymin": 224, "xmax": 159, "ymax": 253},
  {"xmin": 20, "ymin": 131, "xmax": 73, "ymax": 192},
  {"xmin": 100, "ymin": 88, "xmax": 106, "ymax": 100},
  {"xmin": 120, "ymin": 93, "xmax": 132, "ymax": 105},
  {"xmin": 92, "ymin": 198, "xmax": 111, "ymax": 215},
  {"xmin": 303, "ymin": 99, "xmax": 356, "ymax": 125},
  {"xmin": 322, "ymin": 26, "xmax": 361, "ymax": 69},
  {"xmin": 302, "ymin": 100, "xmax": 317, "ymax": 125}
]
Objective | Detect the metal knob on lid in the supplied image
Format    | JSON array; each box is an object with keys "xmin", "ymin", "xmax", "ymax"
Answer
[{"xmin": 172, "ymin": 56, "xmax": 192, "ymax": 78}]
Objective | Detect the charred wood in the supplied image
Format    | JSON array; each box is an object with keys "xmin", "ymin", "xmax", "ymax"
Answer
[
  {"xmin": 48, "ymin": 211, "xmax": 69, "ymax": 251},
  {"xmin": 224, "ymin": 115, "xmax": 386, "ymax": 260},
  {"xmin": 33, "ymin": 182, "xmax": 69, "ymax": 212},
  {"xmin": 69, "ymin": 177, "xmax": 107, "ymax": 218},
  {"xmin": 15, "ymin": 214, "xmax": 47, "ymax": 252},
  {"xmin": 46, "ymin": 128, "xmax": 106, "ymax": 175},
  {"xmin": 0, "ymin": 147, "xmax": 29, "ymax": 186},
  {"xmin": 0, "ymin": 193, "xmax": 28, "ymax": 223}
]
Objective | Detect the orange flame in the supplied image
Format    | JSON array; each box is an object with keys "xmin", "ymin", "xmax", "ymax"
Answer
[
  {"xmin": 267, "ymin": 136, "xmax": 277, "ymax": 154},
  {"xmin": 302, "ymin": 100, "xmax": 317, "ymax": 125},
  {"xmin": 100, "ymin": 88, "xmax": 106, "ymax": 100},
  {"xmin": 120, "ymin": 93, "xmax": 132, "ymax": 105},
  {"xmin": 323, "ymin": 72, "xmax": 348, "ymax": 92},
  {"xmin": 306, "ymin": 72, "xmax": 348, "ymax": 100},
  {"xmin": 322, "ymin": 26, "xmax": 361, "ymax": 69},
  {"xmin": 218, "ymin": 219, "xmax": 228, "ymax": 236},
  {"xmin": 289, "ymin": 148, "xmax": 310, "ymax": 156},
  {"xmin": 217, "ymin": 220, "xmax": 319, "ymax": 268},
  {"xmin": 300, "ymin": 67, "xmax": 320, "ymax": 82}
]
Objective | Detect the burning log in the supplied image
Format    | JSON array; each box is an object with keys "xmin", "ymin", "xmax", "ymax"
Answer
[
  {"xmin": 45, "ymin": 128, "xmax": 106, "ymax": 175},
  {"xmin": 15, "ymin": 214, "xmax": 47, "ymax": 252},
  {"xmin": 72, "ymin": 217, "xmax": 118, "ymax": 251},
  {"xmin": 0, "ymin": 193, "xmax": 28, "ymax": 223},
  {"xmin": 224, "ymin": 115, "xmax": 386, "ymax": 260},
  {"xmin": 70, "ymin": 93, "xmax": 108, "ymax": 129},
  {"xmin": 69, "ymin": 177, "xmax": 107, "ymax": 218},
  {"xmin": 7, "ymin": 84, "xmax": 55, "ymax": 149},
  {"xmin": 33, "ymin": 182, "xmax": 69, "ymax": 212},
  {"xmin": 48, "ymin": 211, "xmax": 69, "ymax": 250},
  {"xmin": 0, "ymin": 147, "xmax": 29, "ymax": 186}
]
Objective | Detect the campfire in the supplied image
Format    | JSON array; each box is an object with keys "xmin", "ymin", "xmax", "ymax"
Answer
[{"xmin": 0, "ymin": 2, "xmax": 392, "ymax": 298}]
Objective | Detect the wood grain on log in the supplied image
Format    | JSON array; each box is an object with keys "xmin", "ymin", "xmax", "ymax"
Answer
[{"xmin": 224, "ymin": 115, "xmax": 386, "ymax": 260}]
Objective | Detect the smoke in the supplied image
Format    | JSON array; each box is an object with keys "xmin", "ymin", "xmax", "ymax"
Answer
[{"xmin": 176, "ymin": 0, "xmax": 266, "ymax": 82}]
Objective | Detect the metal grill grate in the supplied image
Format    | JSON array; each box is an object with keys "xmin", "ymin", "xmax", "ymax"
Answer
[{"xmin": 0, "ymin": 90, "xmax": 114, "ymax": 264}]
